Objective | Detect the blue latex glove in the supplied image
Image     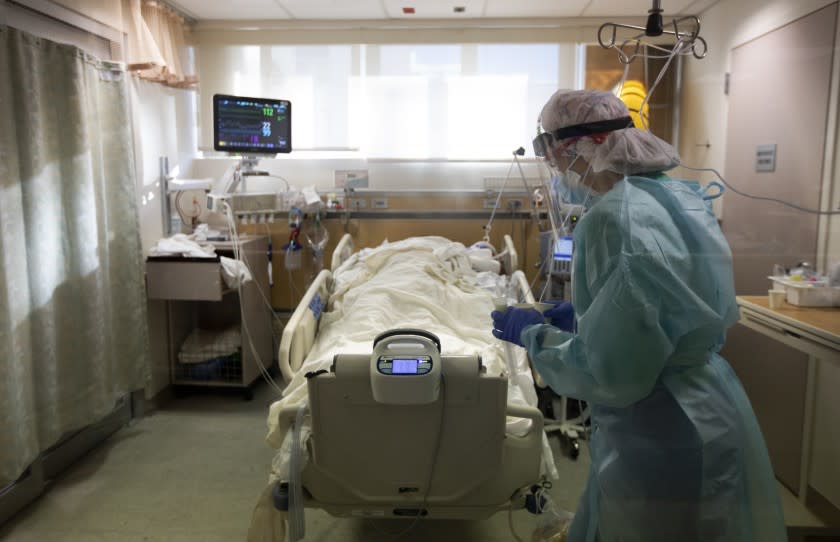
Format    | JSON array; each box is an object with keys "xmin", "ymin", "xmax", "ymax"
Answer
[
  {"xmin": 491, "ymin": 307, "xmax": 545, "ymax": 347},
  {"xmin": 543, "ymin": 301, "xmax": 575, "ymax": 332}
]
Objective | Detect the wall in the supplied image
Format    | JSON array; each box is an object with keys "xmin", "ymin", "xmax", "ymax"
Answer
[
  {"xmin": 191, "ymin": 156, "xmax": 549, "ymax": 193},
  {"xmin": 677, "ymin": 0, "xmax": 840, "ymax": 265},
  {"xmin": 130, "ymin": 77, "xmax": 197, "ymax": 398},
  {"xmin": 679, "ymin": 0, "xmax": 838, "ymax": 173},
  {"xmin": 51, "ymin": 0, "xmax": 123, "ymax": 31}
]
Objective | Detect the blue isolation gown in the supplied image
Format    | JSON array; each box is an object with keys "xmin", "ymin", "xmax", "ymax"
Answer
[{"xmin": 521, "ymin": 175, "xmax": 786, "ymax": 542}]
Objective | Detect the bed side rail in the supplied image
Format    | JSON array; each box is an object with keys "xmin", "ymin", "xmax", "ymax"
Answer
[
  {"xmin": 510, "ymin": 270, "xmax": 535, "ymax": 305},
  {"xmin": 510, "ymin": 269, "xmax": 545, "ymax": 388},
  {"xmin": 330, "ymin": 233, "xmax": 354, "ymax": 273},
  {"xmin": 502, "ymin": 234, "xmax": 518, "ymax": 274},
  {"xmin": 278, "ymin": 269, "xmax": 332, "ymax": 382}
]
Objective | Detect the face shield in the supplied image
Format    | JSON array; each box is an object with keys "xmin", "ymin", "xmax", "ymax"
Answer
[{"xmin": 534, "ymin": 115, "xmax": 634, "ymax": 209}]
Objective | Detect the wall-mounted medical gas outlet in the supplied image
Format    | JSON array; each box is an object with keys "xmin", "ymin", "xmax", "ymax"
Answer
[
  {"xmin": 507, "ymin": 199, "xmax": 523, "ymax": 210},
  {"xmin": 352, "ymin": 198, "xmax": 368, "ymax": 209}
]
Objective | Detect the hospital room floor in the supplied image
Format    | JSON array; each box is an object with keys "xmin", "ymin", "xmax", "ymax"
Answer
[{"xmin": 0, "ymin": 381, "xmax": 825, "ymax": 542}]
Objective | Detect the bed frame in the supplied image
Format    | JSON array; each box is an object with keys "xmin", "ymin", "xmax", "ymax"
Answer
[{"xmin": 271, "ymin": 234, "xmax": 544, "ymax": 520}]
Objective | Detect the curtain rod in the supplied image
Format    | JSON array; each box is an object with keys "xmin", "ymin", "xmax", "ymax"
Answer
[{"xmin": 152, "ymin": 0, "xmax": 197, "ymax": 25}]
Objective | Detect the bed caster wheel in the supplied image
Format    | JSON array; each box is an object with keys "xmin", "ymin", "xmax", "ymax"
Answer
[
  {"xmin": 272, "ymin": 482, "xmax": 290, "ymax": 511},
  {"xmin": 242, "ymin": 387, "xmax": 254, "ymax": 401},
  {"xmin": 569, "ymin": 439, "xmax": 580, "ymax": 460}
]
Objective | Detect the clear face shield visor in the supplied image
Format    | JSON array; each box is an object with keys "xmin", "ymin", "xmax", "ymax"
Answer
[{"xmin": 533, "ymin": 131, "xmax": 578, "ymax": 176}]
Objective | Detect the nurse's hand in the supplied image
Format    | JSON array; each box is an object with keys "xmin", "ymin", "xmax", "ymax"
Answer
[
  {"xmin": 491, "ymin": 307, "xmax": 544, "ymax": 347},
  {"xmin": 544, "ymin": 301, "xmax": 575, "ymax": 332}
]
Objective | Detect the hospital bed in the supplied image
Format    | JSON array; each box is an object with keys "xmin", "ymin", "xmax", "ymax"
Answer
[{"xmin": 249, "ymin": 235, "xmax": 551, "ymax": 539}]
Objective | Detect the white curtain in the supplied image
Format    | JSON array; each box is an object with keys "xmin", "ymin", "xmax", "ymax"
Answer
[
  {"xmin": 0, "ymin": 26, "xmax": 149, "ymax": 486},
  {"xmin": 125, "ymin": 0, "xmax": 197, "ymax": 88}
]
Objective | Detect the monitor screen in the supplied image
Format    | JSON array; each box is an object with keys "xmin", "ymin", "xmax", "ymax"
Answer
[
  {"xmin": 392, "ymin": 359, "xmax": 419, "ymax": 375},
  {"xmin": 213, "ymin": 94, "xmax": 292, "ymax": 155},
  {"xmin": 553, "ymin": 236, "xmax": 573, "ymax": 261}
]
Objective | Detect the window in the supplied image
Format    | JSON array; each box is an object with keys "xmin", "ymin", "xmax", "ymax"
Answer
[{"xmin": 199, "ymin": 43, "xmax": 578, "ymax": 159}]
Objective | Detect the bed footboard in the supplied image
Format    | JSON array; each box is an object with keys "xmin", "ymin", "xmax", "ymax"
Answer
[{"xmin": 278, "ymin": 269, "xmax": 332, "ymax": 382}]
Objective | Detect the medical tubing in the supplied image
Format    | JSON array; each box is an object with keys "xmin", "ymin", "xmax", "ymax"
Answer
[
  {"xmin": 420, "ymin": 376, "xmax": 446, "ymax": 526},
  {"xmin": 242, "ymin": 220, "xmax": 288, "ymax": 344},
  {"xmin": 224, "ymin": 203, "xmax": 285, "ymax": 395},
  {"xmin": 485, "ymin": 159, "xmax": 517, "ymax": 241},
  {"xmin": 507, "ymin": 501, "xmax": 527, "ymax": 542},
  {"xmin": 243, "ymin": 219, "xmax": 285, "ymax": 347},
  {"xmin": 542, "ymin": 181, "xmax": 560, "ymax": 246},
  {"xmin": 514, "ymin": 153, "xmax": 538, "ymax": 219},
  {"xmin": 616, "ymin": 61, "xmax": 632, "ymax": 96},
  {"xmin": 680, "ymin": 164, "xmax": 840, "ymax": 215},
  {"xmin": 534, "ymin": 157, "xmax": 560, "ymax": 230},
  {"xmin": 227, "ymin": 205, "xmax": 283, "ymax": 394},
  {"xmin": 544, "ymin": 169, "xmax": 567, "ymax": 239},
  {"xmin": 637, "ymin": 39, "xmax": 686, "ymax": 125},
  {"xmin": 539, "ymin": 158, "xmax": 594, "ymax": 301},
  {"xmin": 287, "ymin": 269, "xmax": 304, "ymax": 305},
  {"xmin": 288, "ymin": 404, "xmax": 307, "ymax": 542},
  {"xmin": 538, "ymin": 278, "xmax": 551, "ymax": 303}
]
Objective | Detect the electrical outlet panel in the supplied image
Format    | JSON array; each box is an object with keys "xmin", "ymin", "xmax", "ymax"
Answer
[
  {"xmin": 372, "ymin": 198, "xmax": 388, "ymax": 209},
  {"xmin": 352, "ymin": 198, "xmax": 368, "ymax": 209}
]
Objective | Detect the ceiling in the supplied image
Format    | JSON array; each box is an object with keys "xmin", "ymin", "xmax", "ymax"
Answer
[{"xmin": 171, "ymin": 0, "xmax": 719, "ymax": 22}]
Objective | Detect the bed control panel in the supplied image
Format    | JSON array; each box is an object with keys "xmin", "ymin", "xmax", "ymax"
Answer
[
  {"xmin": 371, "ymin": 330, "xmax": 442, "ymax": 405},
  {"xmin": 376, "ymin": 356, "xmax": 433, "ymax": 376}
]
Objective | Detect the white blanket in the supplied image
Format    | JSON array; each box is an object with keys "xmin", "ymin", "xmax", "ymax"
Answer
[{"xmin": 266, "ymin": 236, "xmax": 554, "ymax": 462}]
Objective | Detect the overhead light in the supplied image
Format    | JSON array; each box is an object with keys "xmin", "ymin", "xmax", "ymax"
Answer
[
  {"xmin": 453, "ymin": 6, "xmax": 465, "ymax": 13},
  {"xmin": 402, "ymin": 6, "xmax": 415, "ymax": 14}
]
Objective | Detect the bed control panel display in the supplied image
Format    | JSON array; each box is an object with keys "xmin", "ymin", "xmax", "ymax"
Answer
[{"xmin": 377, "ymin": 356, "xmax": 432, "ymax": 376}]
